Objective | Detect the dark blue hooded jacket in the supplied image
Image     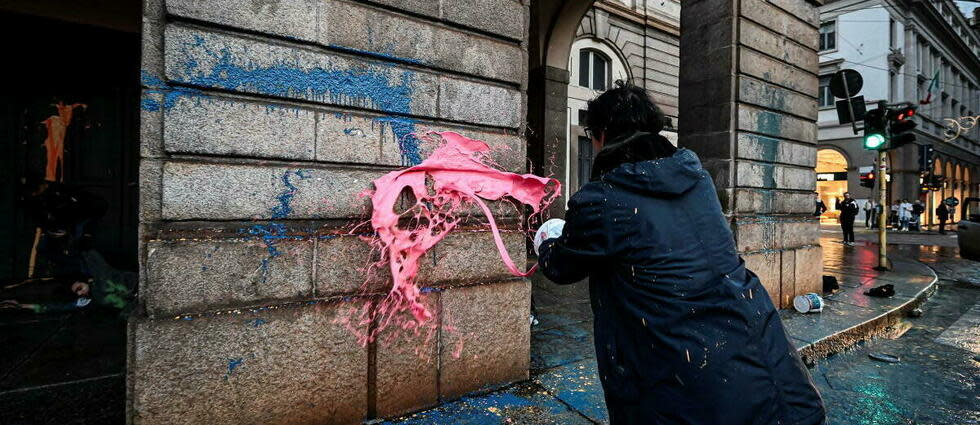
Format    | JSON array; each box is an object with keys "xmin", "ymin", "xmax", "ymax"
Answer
[{"xmin": 539, "ymin": 133, "xmax": 825, "ymax": 425}]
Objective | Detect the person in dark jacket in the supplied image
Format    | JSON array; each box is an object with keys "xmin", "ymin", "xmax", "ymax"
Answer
[
  {"xmin": 871, "ymin": 203, "xmax": 883, "ymax": 229},
  {"xmin": 838, "ymin": 192, "xmax": 859, "ymax": 245},
  {"xmin": 937, "ymin": 203, "xmax": 950, "ymax": 234},
  {"xmin": 535, "ymin": 82, "xmax": 825, "ymax": 425},
  {"xmin": 814, "ymin": 194, "xmax": 827, "ymax": 217}
]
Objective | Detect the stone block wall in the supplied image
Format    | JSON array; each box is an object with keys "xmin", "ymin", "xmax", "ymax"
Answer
[
  {"xmin": 135, "ymin": 1, "xmax": 531, "ymax": 424},
  {"xmin": 679, "ymin": 0, "xmax": 823, "ymax": 309}
]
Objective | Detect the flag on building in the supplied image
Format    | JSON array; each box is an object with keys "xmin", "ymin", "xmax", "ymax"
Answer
[{"xmin": 920, "ymin": 69, "xmax": 941, "ymax": 105}]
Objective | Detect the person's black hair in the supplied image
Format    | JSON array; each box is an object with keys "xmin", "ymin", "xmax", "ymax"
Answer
[{"xmin": 585, "ymin": 80, "xmax": 672, "ymax": 143}]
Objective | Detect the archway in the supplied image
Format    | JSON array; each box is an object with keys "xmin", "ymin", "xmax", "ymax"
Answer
[
  {"xmin": 566, "ymin": 37, "xmax": 632, "ymax": 194},
  {"xmin": 816, "ymin": 148, "xmax": 849, "ymax": 223},
  {"xmin": 527, "ymin": 0, "xmax": 598, "ymax": 216},
  {"xmin": 0, "ymin": 3, "xmax": 140, "ymax": 422}
]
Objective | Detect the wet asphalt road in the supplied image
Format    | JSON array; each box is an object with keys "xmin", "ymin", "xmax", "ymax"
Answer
[{"xmin": 811, "ymin": 240, "xmax": 980, "ymax": 425}]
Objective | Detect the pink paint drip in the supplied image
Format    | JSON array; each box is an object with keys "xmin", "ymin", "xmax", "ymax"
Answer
[{"xmin": 356, "ymin": 131, "xmax": 559, "ymax": 343}]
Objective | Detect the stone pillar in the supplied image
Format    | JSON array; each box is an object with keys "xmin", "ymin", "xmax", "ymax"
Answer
[
  {"xmin": 679, "ymin": 0, "xmax": 822, "ymax": 309},
  {"xmin": 135, "ymin": 1, "xmax": 531, "ymax": 424}
]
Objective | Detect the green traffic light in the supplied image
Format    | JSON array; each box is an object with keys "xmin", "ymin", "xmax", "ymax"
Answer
[{"xmin": 864, "ymin": 133, "xmax": 885, "ymax": 149}]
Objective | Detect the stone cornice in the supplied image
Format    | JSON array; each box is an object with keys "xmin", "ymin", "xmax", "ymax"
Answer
[
  {"xmin": 594, "ymin": 1, "xmax": 680, "ymax": 36},
  {"xmin": 909, "ymin": 0, "xmax": 980, "ymax": 77}
]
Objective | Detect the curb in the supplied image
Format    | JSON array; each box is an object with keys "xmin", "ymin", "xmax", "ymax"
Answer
[{"xmin": 795, "ymin": 258, "xmax": 939, "ymax": 364}]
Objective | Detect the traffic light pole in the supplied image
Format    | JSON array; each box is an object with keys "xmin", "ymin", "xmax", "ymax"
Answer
[{"xmin": 876, "ymin": 150, "xmax": 889, "ymax": 270}]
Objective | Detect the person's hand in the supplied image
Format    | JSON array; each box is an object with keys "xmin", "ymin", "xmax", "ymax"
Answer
[{"xmin": 533, "ymin": 218, "xmax": 566, "ymax": 255}]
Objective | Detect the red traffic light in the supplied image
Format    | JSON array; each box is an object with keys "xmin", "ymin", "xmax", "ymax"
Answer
[{"xmin": 890, "ymin": 105, "xmax": 917, "ymax": 122}]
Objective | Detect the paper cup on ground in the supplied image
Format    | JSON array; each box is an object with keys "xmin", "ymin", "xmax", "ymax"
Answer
[{"xmin": 793, "ymin": 293, "xmax": 824, "ymax": 313}]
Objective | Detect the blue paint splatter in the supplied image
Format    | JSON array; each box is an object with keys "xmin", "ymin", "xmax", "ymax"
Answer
[
  {"xmin": 174, "ymin": 33, "xmax": 416, "ymax": 115},
  {"xmin": 246, "ymin": 222, "xmax": 291, "ymax": 257},
  {"xmin": 271, "ymin": 170, "xmax": 312, "ymax": 219},
  {"xmin": 224, "ymin": 357, "xmax": 244, "ymax": 379},
  {"xmin": 374, "ymin": 116, "xmax": 422, "ymax": 166},
  {"xmin": 140, "ymin": 71, "xmax": 206, "ymax": 112},
  {"xmin": 246, "ymin": 318, "xmax": 267, "ymax": 328},
  {"xmin": 173, "ymin": 32, "xmax": 424, "ymax": 165},
  {"xmin": 242, "ymin": 170, "xmax": 312, "ymax": 282},
  {"xmin": 755, "ymin": 110, "xmax": 783, "ymax": 137}
]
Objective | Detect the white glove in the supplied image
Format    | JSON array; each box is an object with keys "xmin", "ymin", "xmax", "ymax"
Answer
[{"xmin": 534, "ymin": 218, "xmax": 566, "ymax": 255}]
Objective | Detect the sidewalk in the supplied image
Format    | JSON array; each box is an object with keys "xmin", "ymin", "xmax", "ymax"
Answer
[{"xmin": 382, "ymin": 237, "xmax": 938, "ymax": 425}]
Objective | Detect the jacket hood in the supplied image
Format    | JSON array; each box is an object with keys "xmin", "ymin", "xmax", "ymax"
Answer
[{"xmin": 597, "ymin": 140, "xmax": 707, "ymax": 196}]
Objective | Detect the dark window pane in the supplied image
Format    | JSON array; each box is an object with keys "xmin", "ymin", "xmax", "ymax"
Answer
[
  {"xmin": 579, "ymin": 50, "xmax": 590, "ymax": 87},
  {"xmin": 819, "ymin": 76, "xmax": 832, "ymax": 107},
  {"xmin": 819, "ymin": 22, "xmax": 835, "ymax": 51},
  {"xmin": 593, "ymin": 55, "xmax": 607, "ymax": 91}
]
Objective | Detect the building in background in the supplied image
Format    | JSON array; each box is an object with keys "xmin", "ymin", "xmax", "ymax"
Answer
[
  {"xmin": 817, "ymin": 0, "xmax": 980, "ymax": 226},
  {"xmin": 564, "ymin": 0, "xmax": 680, "ymax": 194}
]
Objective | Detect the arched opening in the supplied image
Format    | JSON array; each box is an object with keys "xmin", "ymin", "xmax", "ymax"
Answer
[
  {"xmin": 529, "ymin": 0, "xmax": 683, "ymax": 214},
  {"xmin": 816, "ymin": 148, "xmax": 849, "ymax": 223},
  {"xmin": 566, "ymin": 38, "xmax": 631, "ymax": 193},
  {"xmin": 0, "ymin": 2, "xmax": 141, "ymax": 422}
]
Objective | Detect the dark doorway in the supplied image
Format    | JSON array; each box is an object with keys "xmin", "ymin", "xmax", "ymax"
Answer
[{"xmin": 0, "ymin": 9, "xmax": 139, "ymax": 424}]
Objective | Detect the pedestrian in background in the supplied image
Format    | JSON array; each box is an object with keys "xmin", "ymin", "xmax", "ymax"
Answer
[
  {"xmin": 871, "ymin": 202, "xmax": 883, "ymax": 229},
  {"xmin": 535, "ymin": 81, "xmax": 825, "ymax": 425},
  {"xmin": 814, "ymin": 194, "xmax": 826, "ymax": 217},
  {"xmin": 890, "ymin": 201, "xmax": 900, "ymax": 228},
  {"xmin": 898, "ymin": 199, "xmax": 913, "ymax": 231},
  {"xmin": 863, "ymin": 201, "xmax": 874, "ymax": 228},
  {"xmin": 911, "ymin": 201, "xmax": 925, "ymax": 231},
  {"xmin": 839, "ymin": 192, "xmax": 859, "ymax": 245},
  {"xmin": 937, "ymin": 202, "xmax": 950, "ymax": 234}
]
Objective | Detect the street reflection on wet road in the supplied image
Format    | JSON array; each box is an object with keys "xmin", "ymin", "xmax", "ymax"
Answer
[{"xmin": 813, "ymin": 237, "xmax": 980, "ymax": 425}]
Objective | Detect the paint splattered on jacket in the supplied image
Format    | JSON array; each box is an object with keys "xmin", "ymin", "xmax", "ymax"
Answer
[{"xmin": 539, "ymin": 133, "xmax": 825, "ymax": 425}]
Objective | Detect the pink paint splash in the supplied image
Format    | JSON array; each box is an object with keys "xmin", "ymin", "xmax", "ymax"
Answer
[{"xmin": 353, "ymin": 131, "xmax": 559, "ymax": 343}]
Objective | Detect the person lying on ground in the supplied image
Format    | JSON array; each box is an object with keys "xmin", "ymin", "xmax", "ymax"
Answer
[{"xmin": 2, "ymin": 251, "xmax": 135, "ymax": 316}]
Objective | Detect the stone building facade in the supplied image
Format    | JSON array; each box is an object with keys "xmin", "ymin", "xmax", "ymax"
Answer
[
  {"xmin": 816, "ymin": 0, "xmax": 980, "ymax": 225},
  {"xmin": 130, "ymin": 0, "xmax": 824, "ymax": 423},
  {"xmin": 136, "ymin": 1, "xmax": 531, "ymax": 423},
  {"xmin": 678, "ymin": 0, "xmax": 824, "ymax": 310}
]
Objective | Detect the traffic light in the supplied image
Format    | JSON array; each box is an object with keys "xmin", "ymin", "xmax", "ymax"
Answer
[
  {"xmin": 863, "ymin": 106, "xmax": 887, "ymax": 150},
  {"xmin": 886, "ymin": 104, "xmax": 917, "ymax": 149},
  {"xmin": 918, "ymin": 144, "xmax": 934, "ymax": 172},
  {"xmin": 921, "ymin": 174, "xmax": 945, "ymax": 191},
  {"xmin": 860, "ymin": 171, "xmax": 876, "ymax": 188}
]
